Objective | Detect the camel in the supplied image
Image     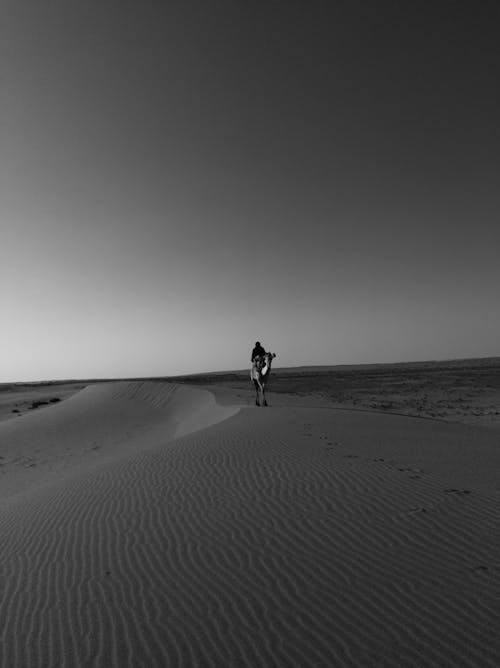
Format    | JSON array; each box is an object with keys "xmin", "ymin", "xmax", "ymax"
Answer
[{"xmin": 251, "ymin": 352, "xmax": 276, "ymax": 407}]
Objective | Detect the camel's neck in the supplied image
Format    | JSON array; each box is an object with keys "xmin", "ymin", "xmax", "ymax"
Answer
[{"xmin": 261, "ymin": 358, "xmax": 272, "ymax": 377}]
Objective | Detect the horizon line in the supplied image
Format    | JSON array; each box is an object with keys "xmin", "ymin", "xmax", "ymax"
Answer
[{"xmin": 2, "ymin": 354, "xmax": 499, "ymax": 387}]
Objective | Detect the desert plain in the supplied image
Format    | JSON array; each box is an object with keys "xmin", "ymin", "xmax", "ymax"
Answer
[{"xmin": 0, "ymin": 357, "xmax": 499, "ymax": 667}]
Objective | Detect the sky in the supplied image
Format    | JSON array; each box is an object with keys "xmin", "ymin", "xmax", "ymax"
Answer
[{"xmin": 1, "ymin": 1, "xmax": 499, "ymax": 381}]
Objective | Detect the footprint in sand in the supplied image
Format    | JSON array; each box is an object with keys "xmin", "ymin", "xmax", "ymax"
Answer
[
  {"xmin": 467, "ymin": 565, "xmax": 492, "ymax": 575},
  {"xmin": 397, "ymin": 468, "xmax": 423, "ymax": 479},
  {"xmin": 444, "ymin": 488, "xmax": 472, "ymax": 496}
]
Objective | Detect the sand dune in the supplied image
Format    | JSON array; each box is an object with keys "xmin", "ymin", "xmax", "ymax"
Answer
[
  {"xmin": 0, "ymin": 381, "xmax": 240, "ymax": 506},
  {"xmin": 1, "ymin": 382, "xmax": 499, "ymax": 666}
]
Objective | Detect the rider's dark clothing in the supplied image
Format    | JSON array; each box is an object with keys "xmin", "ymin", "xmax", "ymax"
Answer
[{"xmin": 251, "ymin": 343, "xmax": 266, "ymax": 362}]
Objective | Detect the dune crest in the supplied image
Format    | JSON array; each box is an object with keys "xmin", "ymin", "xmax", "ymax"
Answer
[{"xmin": 108, "ymin": 380, "xmax": 242, "ymax": 437}]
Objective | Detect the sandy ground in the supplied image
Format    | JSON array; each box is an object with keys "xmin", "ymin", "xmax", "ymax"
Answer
[
  {"xmin": 177, "ymin": 356, "xmax": 500, "ymax": 431},
  {"xmin": 1, "ymin": 363, "xmax": 499, "ymax": 666},
  {"xmin": 3, "ymin": 357, "xmax": 500, "ymax": 429},
  {"xmin": 0, "ymin": 381, "xmax": 87, "ymax": 423}
]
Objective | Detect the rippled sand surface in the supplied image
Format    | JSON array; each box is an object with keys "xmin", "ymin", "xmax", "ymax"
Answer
[{"xmin": 1, "ymin": 379, "xmax": 499, "ymax": 667}]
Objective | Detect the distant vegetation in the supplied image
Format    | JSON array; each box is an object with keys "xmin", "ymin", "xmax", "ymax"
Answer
[{"xmin": 30, "ymin": 398, "xmax": 61, "ymax": 410}]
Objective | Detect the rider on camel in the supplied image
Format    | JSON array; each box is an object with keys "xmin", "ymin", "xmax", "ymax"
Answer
[{"xmin": 251, "ymin": 341, "xmax": 267, "ymax": 363}]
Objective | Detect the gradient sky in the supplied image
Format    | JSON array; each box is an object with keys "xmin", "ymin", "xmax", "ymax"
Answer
[{"xmin": 2, "ymin": 1, "xmax": 499, "ymax": 381}]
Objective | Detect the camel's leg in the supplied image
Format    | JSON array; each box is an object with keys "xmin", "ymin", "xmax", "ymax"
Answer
[
  {"xmin": 253, "ymin": 379, "xmax": 261, "ymax": 406},
  {"xmin": 262, "ymin": 387, "xmax": 268, "ymax": 407}
]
